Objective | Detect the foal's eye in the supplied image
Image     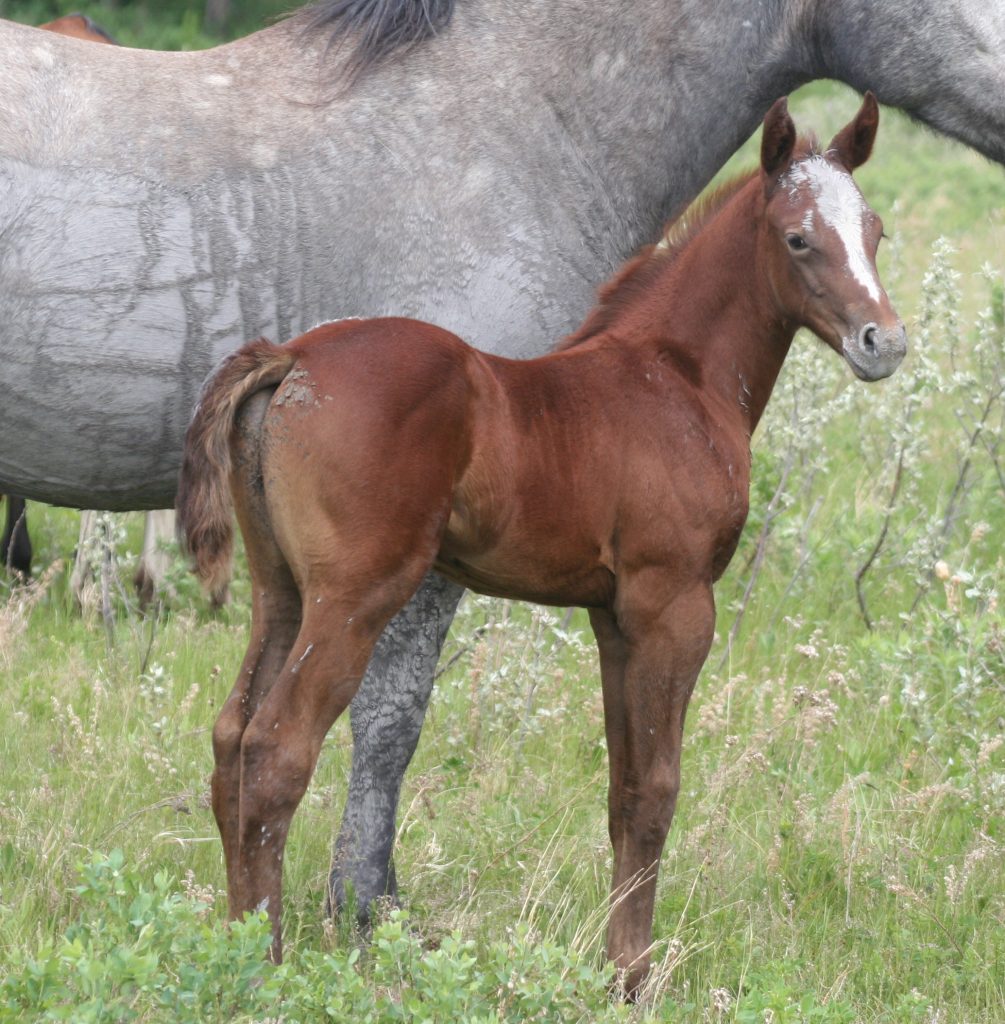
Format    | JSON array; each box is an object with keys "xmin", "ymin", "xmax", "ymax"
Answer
[{"xmin": 786, "ymin": 234, "xmax": 808, "ymax": 252}]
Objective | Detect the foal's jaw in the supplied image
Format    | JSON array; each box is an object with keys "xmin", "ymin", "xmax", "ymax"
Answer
[{"xmin": 769, "ymin": 239, "xmax": 907, "ymax": 382}]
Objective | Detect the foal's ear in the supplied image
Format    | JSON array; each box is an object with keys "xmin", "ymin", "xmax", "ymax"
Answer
[
  {"xmin": 760, "ymin": 96, "xmax": 797, "ymax": 195},
  {"xmin": 828, "ymin": 91, "xmax": 879, "ymax": 170}
]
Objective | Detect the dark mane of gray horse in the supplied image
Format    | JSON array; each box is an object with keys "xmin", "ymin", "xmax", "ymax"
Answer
[{"xmin": 297, "ymin": 0, "xmax": 457, "ymax": 75}]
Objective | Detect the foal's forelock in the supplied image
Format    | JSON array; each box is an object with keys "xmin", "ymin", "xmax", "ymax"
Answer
[{"xmin": 782, "ymin": 156, "xmax": 882, "ymax": 302}]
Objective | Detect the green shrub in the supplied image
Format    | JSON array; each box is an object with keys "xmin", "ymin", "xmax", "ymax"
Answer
[
  {"xmin": 1, "ymin": 850, "xmax": 280, "ymax": 1022},
  {"xmin": 0, "ymin": 852, "xmax": 625, "ymax": 1023}
]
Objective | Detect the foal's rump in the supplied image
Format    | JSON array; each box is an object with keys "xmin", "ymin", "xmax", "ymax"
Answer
[{"xmin": 178, "ymin": 318, "xmax": 476, "ymax": 600}]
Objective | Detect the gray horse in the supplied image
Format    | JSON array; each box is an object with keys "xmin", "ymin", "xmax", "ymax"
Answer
[{"xmin": 1, "ymin": 0, "xmax": 1004, "ymax": 923}]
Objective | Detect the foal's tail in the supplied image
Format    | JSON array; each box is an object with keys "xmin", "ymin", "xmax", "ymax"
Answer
[{"xmin": 176, "ymin": 339, "xmax": 295, "ymax": 598}]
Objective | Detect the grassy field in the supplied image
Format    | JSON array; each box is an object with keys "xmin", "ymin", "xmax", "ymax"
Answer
[{"xmin": 1, "ymin": 4, "xmax": 1004, "ymax": 1022}]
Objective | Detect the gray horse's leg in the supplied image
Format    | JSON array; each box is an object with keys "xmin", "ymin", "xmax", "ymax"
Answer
[{"xmin": 328, "ymin": 571, "xmax": 464, "ymax": 921}]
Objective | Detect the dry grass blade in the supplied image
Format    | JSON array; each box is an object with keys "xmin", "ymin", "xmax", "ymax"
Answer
[{"xmin": 0, "ymin": 560, "xmax": 61, "ymax": 669}]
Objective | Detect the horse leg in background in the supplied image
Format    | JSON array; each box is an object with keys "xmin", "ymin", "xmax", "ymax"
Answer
[
  {"xmin": 70, "ymin": 510, "xmax": 100, "ymax": 611},
  {"xmin": 73, "ymin": 509, "xmax": 207, "ymax": 612},
  {"xmin": 601, "ymin": 582, "xmax": 716, "ymax": 998},
  {"xmin": 133, "ymin": 509, "xmax": 214, "ymax": 609},
  {"xmin": 328, "ymin": 571, "xmax": 464, "ymax": 920},
  {"xmin": 133, "ymin": 509, "xmax": 173, "ymax": 608},
  {"xmin": 134, "ymin": 509, "xmax": 230, "ymax": 609},
  {"xmin": 1, "ymin": 495, "xmax": 31, "ymax": 578},
  {"xmin": 71, "ymin": 509, "xmax": 124, "ymax": 619}
]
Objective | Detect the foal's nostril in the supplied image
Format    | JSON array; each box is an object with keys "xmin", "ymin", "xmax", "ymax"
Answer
[{"xmin": 862, "ymin": 325, "xmax": 878, "ymax": 354}]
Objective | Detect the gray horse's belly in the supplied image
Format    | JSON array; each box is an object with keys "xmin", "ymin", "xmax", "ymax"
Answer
[
  {"xmin": 0, "ymin": 156, "xmax": 597, "ymax": 508},
  {"xmin": 0, "ymin": 162, "xmax": 266, "ymax": 507}
]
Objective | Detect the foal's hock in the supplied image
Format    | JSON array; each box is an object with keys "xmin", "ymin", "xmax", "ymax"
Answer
[{"xmin": 178, "ymin": 93, "xmax": 905, "ymax": 994}]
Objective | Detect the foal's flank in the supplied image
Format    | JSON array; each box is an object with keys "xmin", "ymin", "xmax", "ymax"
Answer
[{"xmin": 177, "ymin": 93, "xmax": 905, "ymax": 994}]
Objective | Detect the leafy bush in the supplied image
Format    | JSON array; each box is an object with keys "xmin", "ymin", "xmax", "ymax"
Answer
[
  {"xmin": 1, "ymin": 850, "xmax": 280, "ymax": 1022},
  {"xmin": 0, "ymin": 852, "xmax": 625, "ymax": 1023}
]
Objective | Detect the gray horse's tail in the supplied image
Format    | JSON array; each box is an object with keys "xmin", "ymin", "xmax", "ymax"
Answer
[{"xmin": 176, "ymin": 339, "xmax": 295, "ymax": 598}]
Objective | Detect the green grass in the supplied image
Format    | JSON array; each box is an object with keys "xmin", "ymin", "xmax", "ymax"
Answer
[{"xmin": 1, "ymin": 4, "xmax": 1004, "ymax": 1021}]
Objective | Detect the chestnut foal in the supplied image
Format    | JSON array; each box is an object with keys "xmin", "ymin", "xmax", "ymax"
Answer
[{"xmin": 178, "ymin": 94, "xmax": 905, "ymax": 991}]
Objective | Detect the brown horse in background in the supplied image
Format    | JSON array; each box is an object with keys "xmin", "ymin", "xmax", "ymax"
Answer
[
  {"xmin": 177, "ymin": 94, "xmax": 905, "ymax": 993},
  {"xmin": 39, "ymin": 14, "xmax": 117, "ymax": 43}
]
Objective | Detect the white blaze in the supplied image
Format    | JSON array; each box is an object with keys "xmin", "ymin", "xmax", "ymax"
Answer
[{"xmin": 786, "ymin": 157, "xmax": 881, "ymax": 302}]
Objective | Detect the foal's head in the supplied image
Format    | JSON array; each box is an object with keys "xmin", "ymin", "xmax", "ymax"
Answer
[{"xmin": 759, "ymin": 93, "xmax": 906, "ymax": 381}]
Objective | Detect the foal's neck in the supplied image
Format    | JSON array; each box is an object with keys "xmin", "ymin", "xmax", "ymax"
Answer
[{"xmin": 611, "ymin": 182, "xmax": 793, "ymax": 435}]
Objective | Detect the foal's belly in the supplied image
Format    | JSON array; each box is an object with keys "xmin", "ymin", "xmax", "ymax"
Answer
[{"xmin": 434, "ymin": 541, "xmax": 615, "ymax": 609}]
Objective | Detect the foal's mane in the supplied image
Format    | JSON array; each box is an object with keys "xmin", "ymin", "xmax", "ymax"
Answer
[
  {"xmin": 558, "ymin": 136, "xmax": 820, "ymax": 351},
  {"xmin": 296, "ymin": 0, "xmax": 457, "ymax": 76}
]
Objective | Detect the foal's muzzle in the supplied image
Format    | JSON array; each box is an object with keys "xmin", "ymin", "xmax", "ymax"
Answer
[{"xmin": 843, "ymin": 321, "xmax": 907, "ymax": 381}]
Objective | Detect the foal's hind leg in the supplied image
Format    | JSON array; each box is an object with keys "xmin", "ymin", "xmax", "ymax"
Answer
[
  {"xmin": 233, "ymin": 559, "xmax": 434, "ymax": 960},
  {"xmin": 212, "ymin": 558, "xmax": 300, "ymax": 918},
  {"xmin": 211, "ymin": 393, "xmax": 302, "ymax": 916}
]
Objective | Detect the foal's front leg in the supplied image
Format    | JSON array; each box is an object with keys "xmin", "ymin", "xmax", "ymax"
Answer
[
  {"xmin": 601, "ymin": 583, "xmax": 716, "ymax": 997},
  {"xmin": 589, "ymin": 608, "xmax": 630, "ymax": 868}
]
